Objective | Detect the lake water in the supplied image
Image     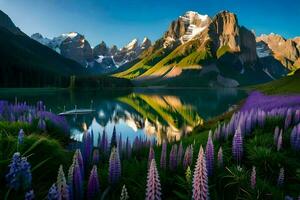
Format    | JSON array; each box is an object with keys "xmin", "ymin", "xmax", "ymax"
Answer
[{"xmin": 0, "ymin": 88, "xmax": 247, "ymax": 144}]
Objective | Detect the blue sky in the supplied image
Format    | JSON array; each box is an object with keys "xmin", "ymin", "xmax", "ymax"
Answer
[{"xmin": 0, "ymin": 0, "xmax": 299, "ymax": 47}]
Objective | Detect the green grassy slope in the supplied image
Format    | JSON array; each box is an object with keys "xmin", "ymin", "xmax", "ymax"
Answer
[{"xmin": 255, "ymin": 69, "xmax": 300, "ymax": 94}]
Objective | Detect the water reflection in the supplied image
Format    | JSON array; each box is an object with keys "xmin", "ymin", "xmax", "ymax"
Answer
[
  {"xmin": 0, "ymin": 88, "xmax": 247, "ymax": 143},
  {"xmin": 64, "ymin": 88, "xmax": 247, "ymax": 144}
]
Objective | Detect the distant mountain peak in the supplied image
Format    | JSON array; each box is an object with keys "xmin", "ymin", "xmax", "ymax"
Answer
[{"xmin": 125, "ymin": 38, "xmax": 139, "ymax": 50}]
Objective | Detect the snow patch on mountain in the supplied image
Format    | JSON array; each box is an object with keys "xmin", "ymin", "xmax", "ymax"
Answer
[{"xmin": 180, "ymin": 11, "xmax": 211, "ymax": 43}]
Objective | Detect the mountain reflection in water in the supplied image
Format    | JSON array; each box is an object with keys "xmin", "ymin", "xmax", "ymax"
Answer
[{"xmin": 0, "ymin": 88, "xmax": 247, "ymax": 144}]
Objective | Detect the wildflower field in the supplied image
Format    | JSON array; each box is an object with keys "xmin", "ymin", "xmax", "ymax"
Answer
[{"xmin": 1, "ymin": 91, "xmax": 300, "ymax": 200}]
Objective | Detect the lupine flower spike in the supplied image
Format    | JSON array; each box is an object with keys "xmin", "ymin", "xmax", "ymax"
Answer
[
  {"xmin": 192, "ymin": 146, "xmax": 209, "ymax": 200},
  {"xmin": 25, "ymin": 190, "xmax": 35, "ymax": 200},
  {"xmin": 206, "ymin": 131, "xmax": 214, "ymax": 176},
  {"xmin": 6, "ymin": 152, "xmax": 32, "ymax": 191},
  {"xmin": 48, "ymin": 184, "xmax": 59, "ymax": 200},
  {"xmin": 160, "ymin": 141, "xmax": 167, "ymax": 170},
  {"xmin": 183, "ymin": 145, "xmax": 193, "ymax": 170},
  {"xmin": 217, "ymin": 147, "xmax": 223, "ymax": 168},
  {"xmin": 169, "ymin": 144, "xmax": 178, "ymax": 171},
  {"xmin": 185, "ymin": 166, "xmax": 192, "ymax": 185},
  {"xmin": 148, "ymin": 146, "xmax": 155, "ymax": 167},
  {"xmin": 18, "ymin": 129, "xmax": 25, "ymax": 145},
  {"xmin": 145, "ymin": 159, "xmax": 161, "ymax": 200},
  {"xmin": 56, "ymin": 165, "xmax": 69, "ymax": 200},
  {"xmin": 277, "ymin": 130, "xmax": 283, "ymax": 151},
  {"xmin": 87, "ymin": 165, "xmax": 100, "ymax": 200},
  {"xmin": 120, "ymin": 184, "xmax": 129, "ymax": 200},
  {"xmin": 277, "ymin": 168, "xmax": 284, "ymax": 187},
  {"xmin": 109, "ymin": 147, "xmax": 121, "ymax": 184},
  {"xmin": 177, "ymin": 142, "xmax": 183, "ymax": 166},
  {"xmin": 232, "ymin": 127, "xmax": 243, "ymax": 164},
  {"xmin": 251, "ymin": 166, "xmax": 256, "ymax": 189}
]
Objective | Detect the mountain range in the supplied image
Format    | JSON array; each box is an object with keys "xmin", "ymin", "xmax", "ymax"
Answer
[
  {"xmin": 114, "ymin": 11, "xmax": 299, "ymax": 87},
  {"xmin": 1, "ymin": 9, "xmax": 299, "ymax": 88},
  {"xmin": 0, "ymin": 10, "xmax": 132, "ymax": 88},
  {"xmin": 31, "ymin": 32, "xmax": 152, "ymax": 73}
]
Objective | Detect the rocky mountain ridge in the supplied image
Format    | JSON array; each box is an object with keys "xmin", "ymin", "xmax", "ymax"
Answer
[
  {"xmin": 31, "ymin": 33, "xmax": 152, "ymax": 73},
  {"xmin": 256, "ymin": 33, "xmax": 300, "ymax": 70},
  {"xmin": 114, "ymin": 10, "xmax": 277, "ymax": 87}
]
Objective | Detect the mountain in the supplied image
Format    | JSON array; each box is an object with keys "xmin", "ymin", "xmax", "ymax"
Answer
[
  {"xmin": 0, "ymin": 10, "xmax": 133, "ymax": 88},
  {"xmin": 114, "ymin": 11, "xmax": 288, "ymax": 87},
  {"xmin": 0, "ymin": 10, "xmax": 23, "ymax": 35},
  {"xmin": 31, "ymin": 33, "xmax": 152, "ymax": 73},
  {"xmin": 256, "ymin": 33, "xmax": 300, "ymax": 70},
  {"xmin": 0, "ymin": 10, "xmax": 89, "ymax": 87}
]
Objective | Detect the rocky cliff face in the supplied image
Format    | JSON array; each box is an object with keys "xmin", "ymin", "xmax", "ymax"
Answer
[
  {"xmin": 93, "ymin": 41, "xmax": 110, "ymax": 57},
  {"xmin": 256, "ymin": 34, "xmax": 300, "ymax": 70},
  {"xmin": 209, "ymin": 11, "xmax": 257, "ymax": 65},
  {"xmin": 163, "ymin": 11, "xmax": 211, "ymax": 48},
  {"xmin": 60, "ymin": 33, "xmax": 93, "ymax": 66},
  {"xmin": 32, "ymin": 32, "xmax": 152, "ymax": 72},
  {"xmin": 93, "ymin": 37, "xmax": 152, "ymax": 66}
]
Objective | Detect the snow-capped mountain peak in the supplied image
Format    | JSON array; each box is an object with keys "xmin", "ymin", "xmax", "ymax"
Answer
[
  {"xmin": 125, "ymin": 38, "xmax": 138, "ymax": 50},
  {"xmin": 61, "ymin": 32, "xmax": 78, "ymax": 39},
  {"xmin": 180, "ymin": 11, "xmax": 211, "ymax": 43}
]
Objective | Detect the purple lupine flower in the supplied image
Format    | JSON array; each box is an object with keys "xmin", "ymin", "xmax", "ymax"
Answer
[
  {"xmin": 101, "ymin": 130, "xmax": 108, "ymax": 155},
  {"xmin": 74, "ymin": 149, "xmax": 84, "ymax": 177},
  {"xmin": 148, "ymin": 146, "xmax": 155, "ymax": 168},
  {"xmin": 285, "ymin": 109, "xmax": 293, "ymax": 129},
  {"xmin": 120, "ymin": 184, "xmax": 129, "ymax": 200},
  {"xmin": 56, "ymin": 165, "xmax": 69, "ymax": 200},
  {"xmin": 192, "ymin": 146, "xmax": 209, "ymax": 200},
  {"xmin": 37, "ymin": 101, "xmax": 44, "ymax": 111},
  {"xmin": 145, "ymin": 159, "xmax": 161, "ymax": 200},
  {"xmin": 274, "ymin": 126, "xmax": 280, "ymax": 146},
  {"xmin": 160, "ymin": 141, "xmax": 167, "ymax": 170},
  {"xmin": 67, "ymin": 163, "xmax": 74, "ymax": 200},
  {"xmin": 277, "ymin": 130, "xmax": 283, "ymax": 151},
  {"xmin": 87, "ymin": 166, "xmax": 100, "ymax": 200},
  {"xmin": 92, "ymin": 149, "xmax": 100, "ymax": 165},
  {"xmin": 251, "ymin": 166, "xmax": 256, "ymax": 189},
  {"xmin": 294, "ymin": 110, "xmax": 300, "ymax": 124},
  {"xmin": 177, "ymin": 142, "xmax": 184, "ymax": 166},
  {"xmin": 217, "ymin": 147, "xmax": 223, "ymax": 168},
  {"xmin": 48, "ymin": 184, "xmax": 59, "ymax": 200},
  {"xmin": 183, "ymin": 145, "xmax": 193, "ymax": 170},
  {"xmin": 82, "ymin": 131, "xmax": 92, "ymax": 164},
  {"xmin": 169, "ymin": 144, "xmax": 178, "ymax": 171},
  {"xmin": 277, "ymin": 168, "xmax": 284, "ymax": 187},
  {"xmin": 111, "ymin": 126, "xmax": 117, "ymax": 149},
  {"xmin": 291, "ymin": 124, "xmax": 300, "ymax": 151},
  {"xmin": 73, "ymin": 159, "xmax": 83, "ymax": 200},
  {"xmin": 25, "ymin": 190, "xmax": 35, "ymax": 200},
  {"xmin": 38, "ymin": 118, "xmax": 46, "ymax": 131},
  {"xmin": 18, "ymin": 129, "xmax": 25, "ymax": 145},
  {"xmin": 6, "ymin": 152, "xmax": 32, "ymax": 191},
  {"xmin": 109, "ymin": 147, "xmax": 121, "ymax": 184},
  {"xmin": 232, "ymin": 127, "xmax": 243, "ymax": 164},
  {"xmin": 206, "ymin": 132, "xmax": 214, "ymax": 176}
]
